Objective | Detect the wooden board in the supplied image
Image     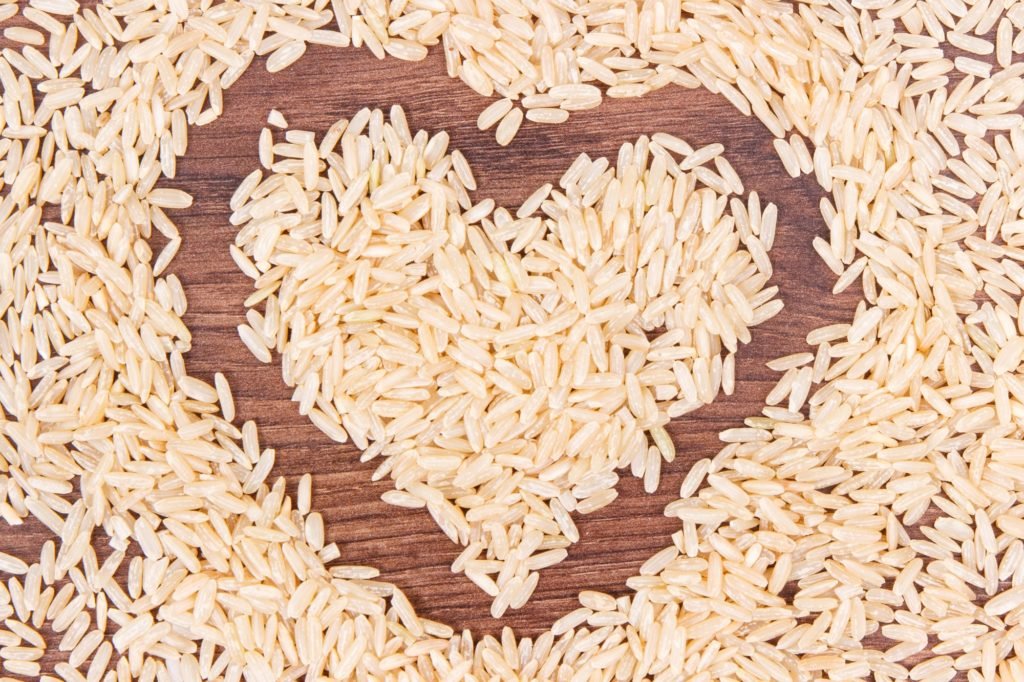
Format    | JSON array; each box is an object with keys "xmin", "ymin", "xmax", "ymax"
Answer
[{"xmin": 5, "ymin": 43, "xmax": 860, "ymax": 640}]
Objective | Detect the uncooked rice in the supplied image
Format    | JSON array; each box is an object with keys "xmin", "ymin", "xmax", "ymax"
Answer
[
  {"xmin": 231, "ymin": 105, "xmax": 780, "ymax": 615},
  {"xmin": 0, "ymin": 0, "xmax": 1023, "ymax": 680}
]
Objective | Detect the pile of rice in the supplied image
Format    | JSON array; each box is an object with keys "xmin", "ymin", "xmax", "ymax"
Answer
[
  {"xmin": 0, "ymin": 0, "xmax": 1022, "ymax": 680},
  {"xmin": 230, "ymin": 106, "xmax": 780, "ymax": 617}
]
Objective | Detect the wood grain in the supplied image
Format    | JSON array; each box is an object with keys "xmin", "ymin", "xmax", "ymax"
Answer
[{"xmin": 6, "ymin": 44, "xmax": 861, "ymax": 641}]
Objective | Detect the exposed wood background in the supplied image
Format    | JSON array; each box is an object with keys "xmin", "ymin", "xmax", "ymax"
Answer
[{"xmin": 5, "ymin": 43, "xmax": 864, "ymax": 643}]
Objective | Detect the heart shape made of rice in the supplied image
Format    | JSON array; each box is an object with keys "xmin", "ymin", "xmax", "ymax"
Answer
[{"xmin": 229, "ymin": 105, "xmax": 783, "ymax": 616}]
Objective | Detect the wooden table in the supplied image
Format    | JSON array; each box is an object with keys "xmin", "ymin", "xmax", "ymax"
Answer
[{"xmin": 7, "ymin": 43, "xmax": 856, "ymax": 641}]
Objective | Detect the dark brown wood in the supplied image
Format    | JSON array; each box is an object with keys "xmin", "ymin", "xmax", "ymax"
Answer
[{"xmin": 6, "ymin": 44, "xmax": 861, "ymax": 641}]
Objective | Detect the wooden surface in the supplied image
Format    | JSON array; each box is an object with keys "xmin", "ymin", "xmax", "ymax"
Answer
[{"xmin": 6, "ymin": 44, "xmax": 861, "ymax": 639}]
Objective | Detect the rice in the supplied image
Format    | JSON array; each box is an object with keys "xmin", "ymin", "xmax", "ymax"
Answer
[
  {"xmin": 476, "ymin": 97, "xmax": 513, "ymax": 130},
  {"xmin": 1, "ymin": 0, "xmax": 1023, "ymax": 679},
  {"xmin": 3, "ymin": 26, "xmax": 44, "ymax": 46},
  {"xmin": 948, "ymin": 31, "xmax": 994, "ymax": 55},
  {"xmin": 148, "ymin": 188, "xmax": 194, "ymax": 210},
  {"xmin": 516, "ymin": 182, "xmax": 551, "ymax": 219},
  {"xmin": 213, "ymin": 372, "xmax": 235, "ymax": 422},
  {"xmin": 266, "ymin": 40, "xmax": 306, "ymax": 73},
  {"xmin": 267, "ymin": 108, "xmax": 288, "ymax": 128},
  {"xmin": 766, "ymin": 353, "xmax": 815, "ymax": 372},
  {"xmin": 230, "ymin": 106, "xmax": 780, "ymax": 615},
  {"xmin": 773, "ymin": 138, "xmax": 801, "ymax": 178},
  {"xmin": 494, "ymin": 106, "xmax": 524, "ymax": 146},
  {"xmin": 525, "ymin": 107, "xmax": 570, "ymax": 124},
  {"xmin": 237, "ymin": 324, "xmax": 272, "ymax": 363},
  {"xmin": 0, "ymin": 552, "xmax": 29, "ymax": 575}
]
